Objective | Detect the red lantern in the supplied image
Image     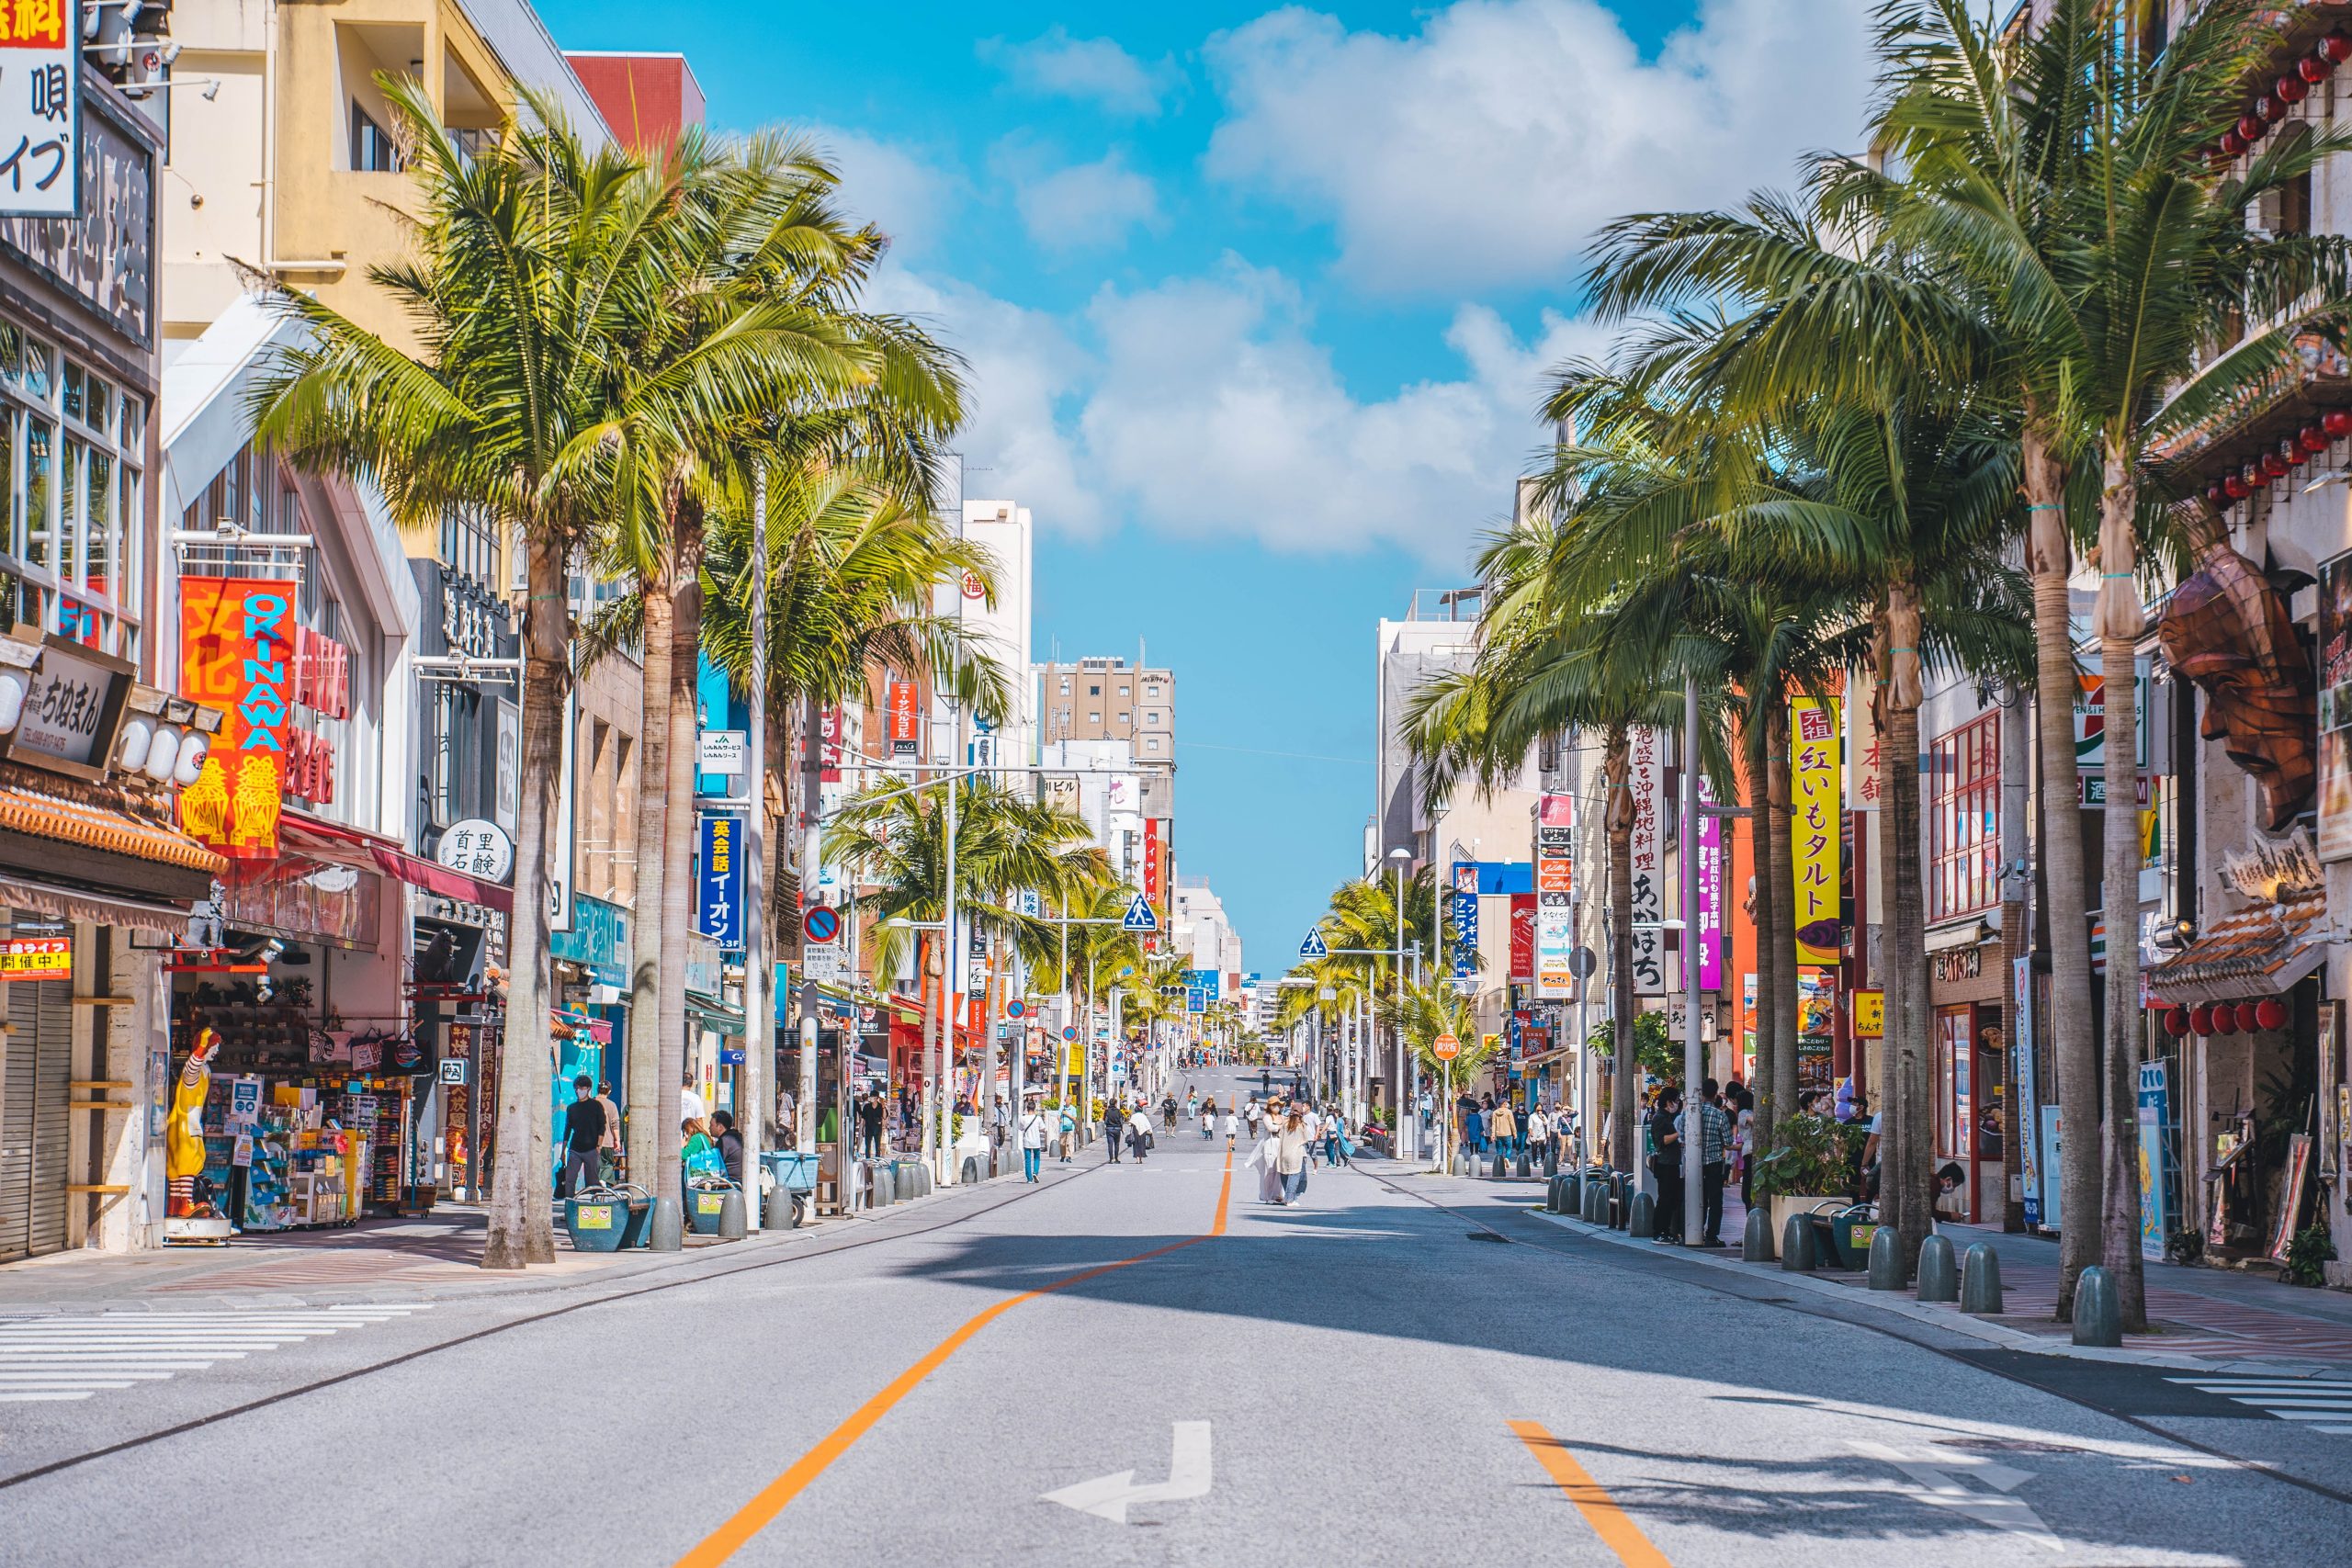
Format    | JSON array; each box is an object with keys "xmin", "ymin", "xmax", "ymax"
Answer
[
  {"xmin": 2241, "ymin": 114, "xmax": 2268, "ymax": 142},
  {"xmin": 2235, "ymin": 1001, "xmax": 2263, "ymax": 1032},
  {"xmin": 2222, "ymin": 131, "xmax": 2247, "ymax": 156},
  {"xmin": 2324, "ymin": 36, "xmax": 2352, "ymax": 65},
  {"xmin": 2224, "ymin": 473, "xmax": 2251, "ymax": 500},
  {"xmin": 2257, "ymin": 96, "xmax": 2286, "ymax": 123},
  {"xmin": 2256, "ymin": 997, "xmax": 2288, "ymax": 1032},
  {"xmin": 2303, "ymin": 54, "xmax": 2335, "ymax": 84},
  {"xmin": 2301, "ymin": 425, "xmax": 2331, "ymax": 454},
  {"xmin": 2207, "ymin": 483, "xmax": 2229, "ymax": 506},
  {"xmin": 2278, "ymin": 74, "xmax": 2310, "ymax": 105},
  {"xmin": 2246, "ymin": 462, "xmax": 2268, "ymax": 487},
  {"xmin": 2328, "ymin": 410, "xmax": 2352, "ymax": 438},
  {"xmin": 2190, "ymin": 1003, "xmax": 2217, "ymax": 1034},
  {"xmin": 2165, "ymin": 1007, "xmax": 2193, "ymax": 1038},
  {"xmin": 2263, "ymin": 450, "xmax": 2293, "ymax": 479}
]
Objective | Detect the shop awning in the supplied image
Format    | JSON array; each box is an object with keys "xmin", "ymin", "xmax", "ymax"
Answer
[
  {"xmin": 2146, "ymin": 891, "xmax": 2328, "ymax": 1006},
  {"xmin": 685, "ymin": 987, "xmax": 745, "ymax": 1037},
  {"xmin": 1926, "ymin": 918, "xmax": 1996, "ymax": 953},
  {"xmin": 0, "ymin": 775, "xmax": 225, "ymax": 875},
  {"xmin": 281, "ymin": 813, "xmax": 513, "ymax": 912},
  {"xmin": 0, "ymin": 874, "xmax": 198, "ymax": 935}
]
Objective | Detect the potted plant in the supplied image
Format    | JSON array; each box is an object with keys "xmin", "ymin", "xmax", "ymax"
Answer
[{"xmin": 1749, "ymin": 1112, "xmax": 1865, "ymax": 1258}]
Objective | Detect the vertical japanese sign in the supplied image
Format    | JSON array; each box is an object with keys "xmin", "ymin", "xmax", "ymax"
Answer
[
  {"xmin": 178, "ymin": 577, "xmax": 298, "ymax": 860},
  {"xmin": 1696, "ymin": 777, "xmax": 1723, "ymax": 991},
  {"xmin": 2016, "ymin": 953, "xmax": 2041, "ymax": 1226},
  {"xmin": 0, "ymin": 1, "xmax": 77, "ymax": 219},
  {"xmin": 1533, "ymin": 792, "xmax": 1574, "ymax": 999},
  {"xmin": 819, "ymin": 703, "xmax": 845, "ymax": 783},
  {"xmin": 1627, "ymin": 727, "xmax": 1666, "ymax": 995},
  {"xmin": 1847, "ymin": 671, "xmax": 1883, "ymax": 811},
  {"xmin": 2319, "ymin": 554, "xmax": 2352, "ymax": 860},
  {"xmin": 1451, "ymin": 863, "xmax": 1478, "ymax": 982},
  {"xmin": 1509, "ymin": 892, "xmax": 1535, "ymax": 982},
  {"xmin": 887, "ymin": 680, "xmax": 919, "ymax": 759},
  {"xmin": 696, "ymin": 814, "xmax": 743, "ymax": 949},
  {"xmin": 1790, "ymin": 697, "xmax": 1842, "ymax": 965},
  {"xmin": 1142, "ymin": 817, "xmax": 1162, "ymax": 906}
]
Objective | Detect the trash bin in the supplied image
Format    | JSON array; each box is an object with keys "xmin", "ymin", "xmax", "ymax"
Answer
[
  {"xmin": 685, "ymin": 1180, "xmax": 736, "ymax": 1235},
  {"xmin": 564, "ymin": 1189, "xmax": 636, "ymax": 1253}
]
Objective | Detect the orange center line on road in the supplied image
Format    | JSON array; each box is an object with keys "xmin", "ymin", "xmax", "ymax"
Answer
[
  {"xmin": 673, "ymin": 1146, "xmax": 1238, "ymax": 1568},
  {"xmin": 1508, "ymin": 1420, "xmax": 1673, "ymax": 1568}
]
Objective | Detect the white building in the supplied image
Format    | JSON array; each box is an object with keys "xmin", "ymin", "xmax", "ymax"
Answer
[
  {"xmin": 1171, "ymin": 878, "xmax": 1244, "ymax": 994},
  {"xmin": 945, "ymin": 499, "xmax": 1035, "ymax": 774}
]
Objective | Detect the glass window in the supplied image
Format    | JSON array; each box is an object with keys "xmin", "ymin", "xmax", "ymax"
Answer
[
  {"xmin": 352, "ymin": 105, "xmax": 402, "ymax": 173},
  {"xmin": 1928, "ymin": 712, "xmax": 2000, "ymax": 921},
  {"xmin": 0, "ymin": 333, "xmax": 153, "ymax": 657}
]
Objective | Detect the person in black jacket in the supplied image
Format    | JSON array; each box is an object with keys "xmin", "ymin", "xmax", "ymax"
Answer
[
  {"xmin": 559, "ymin": 1075, "xmax": 605, "ymax": 1198},
  {"xmin": 1102, "ymin": 1100, "xmax": 1125, "ymax": 1163},
  {"xmin": 1647, "ymin": 1088, "xmax": 1685, "ymax": 1244},
  {"xmin": 709, "ymin": 1110, "xmax": 745, "ymax": 1185}
]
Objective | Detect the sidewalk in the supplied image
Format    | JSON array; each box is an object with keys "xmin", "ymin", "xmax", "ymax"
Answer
[
  {"xmin": 1446, "ymin": 1165, "xmax": 2352, "ymax": 1376},
  {"xmin": 0, "ymin": 1165, "xmax": 1033, "ymax": 1315}
]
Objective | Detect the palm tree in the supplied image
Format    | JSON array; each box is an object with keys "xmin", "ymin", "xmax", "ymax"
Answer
[
  {"xmin": 251, "ymin": 85, "xmax": 871, "ymax": 1269},
  {"xmin": 1385, "ymin": 976, "xmax": 1494, "ymax": 1169},
  {"xmin": 1853, "ymin": 0, "xmax": 2352, "ymax": 1322},
  {"xmin": 827, "ymin": 778, "xmax": 1108, "ymax": 1158}
]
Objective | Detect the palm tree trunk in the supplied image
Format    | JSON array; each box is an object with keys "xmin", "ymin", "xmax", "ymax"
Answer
[
  {"xmin": 1881, "ymin": 593, "xmax": 1933, "ymax": 1272},
  {"xmin": 1605, "ymin": 725, "xmax": 1638, "ymax": 1175},
  {"xmin": 1747, "ymin": 727, "xmax": 1781, "ymax": 1156},
  {"xmin": 921, "ymin": 932, "xmax": 939, "ymax": 1167},
  {"xmin": 1766, "ymin": 704, "xmax": 1800, "ymax": 1147},
  {"xmin": 626, "ymin": 576, "xmax": 673, "ymax": 1198},
  {"xmin": 2096, "ymin": 451, "xmax": 2148, "ymax": 1332},
  {"xmin": 2025, "ymin": 427, "xmax": 2098, "ymax": 1320},
  {"xmin": 484, "ymin": 532, "xmax": 569, "ymax": 1269},
  {"xmin": 655, "ymin": 502, "xmax": 706, "ymax": 1206}
]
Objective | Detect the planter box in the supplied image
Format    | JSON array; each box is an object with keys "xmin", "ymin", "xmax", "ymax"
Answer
[{"xmin": 1765, "ymin": 1194, "xmax": 1847, "ymax": 1260}]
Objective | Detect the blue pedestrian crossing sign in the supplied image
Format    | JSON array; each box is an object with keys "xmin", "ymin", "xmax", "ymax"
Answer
[
  {"xmin": 1298, "ymin": 929, "xmax": 1329, "ymax": 958},
  {"xmin": 1121, "ymin": 893, "xmax": 1158, "ymax": 931}
]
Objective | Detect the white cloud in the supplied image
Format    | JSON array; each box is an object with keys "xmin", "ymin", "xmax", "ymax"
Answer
[
  {"xmin": 980, "ymin": 27, "xmax": 1183, "ymax": 118},
  {"xmin": 1011, "ymin": 151, "xmax": 1164, "ymax": 252},
  {"xmin": 811, "ymin": 125, "xmax": 963, "ymax": 263},
  {"xmin": 1204, "ymin": 0, "xmax": 1875, "ymax": 292},
  {"xmin": 874, "ymin": 253, "xmax": 1600, "ymax": 567}
]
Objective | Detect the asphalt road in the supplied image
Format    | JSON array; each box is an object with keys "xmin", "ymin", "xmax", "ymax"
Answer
[{"xmin": 3, "ymin": 1065, "xmax": 2346, "ymax": 1567}]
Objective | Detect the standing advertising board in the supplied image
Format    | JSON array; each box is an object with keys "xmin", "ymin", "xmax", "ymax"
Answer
[
  {"xmin": 1533, "ymin": 793, "xmax": 1574, "ymax": 999},
  {"xmin": 2137, "ymin": 1059, "xmax": 2172, "ymax": 1261},
  {"xmin": 2319, "ymin": 553, "xmax": 2352, "ymax": 860},
  {"xmin": 2016, "ymin": 955, "xmax": 2042, "ymax": 1226}
]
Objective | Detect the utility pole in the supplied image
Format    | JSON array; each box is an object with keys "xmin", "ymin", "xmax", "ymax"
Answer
[
  {"xmin": 1680, "ymin": 677, "xmax": 1704, "ymax": 1246},
  {"xmin": 741, "ymin": 461, "xmax": 767, "ymax": 1232}
]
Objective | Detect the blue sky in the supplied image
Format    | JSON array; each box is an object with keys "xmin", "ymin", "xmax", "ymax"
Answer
[{"xmin": 539, "ymin": 0, "xmax": 1875, "ymax": 971}]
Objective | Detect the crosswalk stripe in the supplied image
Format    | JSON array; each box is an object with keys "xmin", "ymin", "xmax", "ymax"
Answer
[
  {"xmin": 2168, "ymin": 1375, "xmax": 2352, "ymax": 1431},
  {"xmin": 0, "ymin": 1304, "xmax": 429, "ymax": 1416}
]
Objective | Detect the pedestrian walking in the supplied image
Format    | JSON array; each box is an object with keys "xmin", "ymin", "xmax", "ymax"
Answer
[
  {"xmin": 1250, "ymin": 1123, "xmax": 1282, "ymax": 1202},
  {"xmin": 1200, "ymin": 1096, "xmax": 1216, "ymax": 1139},
  {"xmin": 594, "ymin": 1079, "xmax": 622, "ymax": 1183},
  {"xmin": 559, "ymin": 1075, "xmax": 604, "ymax": 1198},
  {"xmin": 1058, "ymin": 1101, "xmax": 1077, "ymax": 1163},
  {"xmin": 1019, "ymin": 1099, "xmax": 1047, "ymax": 1182},
  {"xmin": 1275, "ymin": 1109, "xmax": 1311, "ymax": 1204},
  {"xmin": 1128, "ymin": 1103, "xmax": 1152, "ymax": 1162},
  {"xmin": 858, "ymin": 1092, "xmax": 885, "ymax": 1159},
  {"xmin": 1222, "ymin": 1105, "xmax": 1238, "ymax": 1151},
  {"xmin": 1324, "ymin": 1106, "xmax": 1347, "ymax": 1167},
  {"xmin": 1103, "ymin": 1100, "xmax": 1126, "ymax": 1163},
  {"xmin": 1525, "ymin": 1104, "xmax": 1549, "ymax": 1170},
  {"xmin": 1243, "ymin": 1097, "xmax": 1262, "ymax": 1139},
  {"xmin": 1491, "ymin": 1097, "xmax": 1520, "ymax": 1165}
]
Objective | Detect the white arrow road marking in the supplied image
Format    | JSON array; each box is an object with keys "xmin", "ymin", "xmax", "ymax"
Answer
[
  {"xmin": 1851, "ymin": 1440, "xmax": 2063, "ymax": 1552},
  {"xmin": 1043, "ymin": 1421, "xmax": 1213, "ymax": 1524}
]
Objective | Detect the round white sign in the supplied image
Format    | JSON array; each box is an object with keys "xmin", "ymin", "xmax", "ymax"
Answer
[{"xmin": 435, "ymin": 818, "xmax": 514, "ymax": 884}]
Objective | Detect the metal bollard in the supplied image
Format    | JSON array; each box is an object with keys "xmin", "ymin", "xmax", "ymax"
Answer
[
  {"xmin": 717, "ymin": 1188, "xmax": 747, "ymax": 1240},
  {"xmin": 1779, "ymin": 1213, "xmax": 1817, "ymax": 1272},
  {"xmin": 1916, "ymin": 1234, "xmax": 1959, "ymax": 1303},
  {"xmin": 1742, "ymin": 1205, "xmax": 1773, "ymax": 1262},
  {"xmin": 1867, "ymin": 1224, "xmax": 1905, "ymax": 1291},
  {"xmin": 764, "ymin": 1182, "xmax": 796, "ymax": 1231},
  {"xmin": 2073, "ymin": 1265, "xmax": 2122, "ymax": 1347},
  {"xmin": 1961, "ymin": 1243, "xmax": 2005, "ymax": 1314},
  {"xmin": 649, "ymin": 1195, "xmax": 684, "ymax": 1251},
  {"xmin": 1627, "ymin": 1190, "xmax": 1657, "ymax": 1238}
]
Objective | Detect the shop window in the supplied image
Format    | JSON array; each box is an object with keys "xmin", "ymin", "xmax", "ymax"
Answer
[
  {"xmin": 0, "ymin": 326, "xmax": 144, "ymax": 657},
  {"xmin": 1936, "ymin": 1005, "xmax": 1972, "ymax": 1162},
  {"xmin": 1928, "ymin": 711, "xmax": 1999, "ymax": 922}
]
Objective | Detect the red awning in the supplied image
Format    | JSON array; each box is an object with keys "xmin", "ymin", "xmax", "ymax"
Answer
[{"xmin": 278, "ymin": 812, "xmax": 514, "ymax": 913}]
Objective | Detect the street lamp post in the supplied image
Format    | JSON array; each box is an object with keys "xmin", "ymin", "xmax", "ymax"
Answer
[
  {"xmin": 741, "ymin": 461, "xmax": 767, "ymax": 1232},
  {"xmin": 1680, "ymin": 677, "xmax": 1705, "ymax": 1247},
  {"xmin": 1387, "ymin": 846, "xmax": 1411, "ymax": 1156}
]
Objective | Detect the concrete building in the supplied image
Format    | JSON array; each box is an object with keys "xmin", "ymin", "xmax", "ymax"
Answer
[
  {"xmin": 1170, "ymin": 877, "xmax": 1243, "ymax": 996},
  {"xmin": 1372, "ymin": 589, "xmax": 1484, "ymax": 872},
  {"xmin": 948, "ymin": 500, "xmax": 1036, "ymax": 777},
  {"xmin": 1037, "ymin": 652, "xmax": 1175, "ymax": 898}
]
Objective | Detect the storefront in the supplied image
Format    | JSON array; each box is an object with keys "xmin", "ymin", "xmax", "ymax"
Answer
[{"xmin": 1924, "ymin": 922, "xmax": 2005, "ymax": 1224}]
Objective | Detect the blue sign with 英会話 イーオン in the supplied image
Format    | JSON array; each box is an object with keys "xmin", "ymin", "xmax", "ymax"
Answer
[{"xmin": 696, "ymin": 814, "xmax": 743, "ymax": 949}]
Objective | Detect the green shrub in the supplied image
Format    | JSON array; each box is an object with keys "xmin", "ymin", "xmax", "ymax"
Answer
[
  {"xmin": 1751, "ymin": 1112, "xmax": 1865, "ymax": 1201},
  {"xmin": 2285, "ymin": 1222, "xmax": 2336, "ymax": 1288}
]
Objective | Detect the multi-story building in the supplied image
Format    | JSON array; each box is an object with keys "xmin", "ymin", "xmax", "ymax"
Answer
[
  {"xmin": 1170, "ymin": 877, "xmax": 1242, "ymax": 996},
  {"xmin": 1371, "ymin": 589, "xmax": 1483, "ymax": 871},
  {"xmin": 1037, "ymin": 653, "xmax": 1174, "ymax": 905}
]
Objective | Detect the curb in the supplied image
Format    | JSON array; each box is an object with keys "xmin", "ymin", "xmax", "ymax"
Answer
[
  {"xmin": 1520, "ymin": 1200, "xmax": 2352, "ymax": 1382},
  {"xmin": 0, "ymin": 1166, "xmax": 1044, "ymax": 1319}
]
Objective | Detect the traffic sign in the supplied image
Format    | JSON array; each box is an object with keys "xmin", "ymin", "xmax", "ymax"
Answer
[
  {"xmin": 802, "ymin": 906, "xmax": 842, "ymax": 945},
  {"xmin": 1432, "ymin": 1032, "xmax": 1461, "ymax": 1061},
  {"xmin": 1063, "ymin": 1026, "xmax": 1079, "ymax": 1043},
  {"xmin": 1006, "ymin": 998, "xmax": 1028, "ymax": 1020},
  {"xmin": 1567, "ymin": 945, "xmax": 1598, "ymax": 979},
  {"xmin": 1298, "ymin": 928, "xmax": 1329, "ymax": 958},
  {"xmin": 1122, "ymin": 893, "xmax": 1158, "ymax": 931}
]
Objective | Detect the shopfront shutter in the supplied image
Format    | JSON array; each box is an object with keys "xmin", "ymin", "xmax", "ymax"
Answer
[{"xmin": 0, "ymin": 974, "xmax": 74, "ymax": 1260}]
